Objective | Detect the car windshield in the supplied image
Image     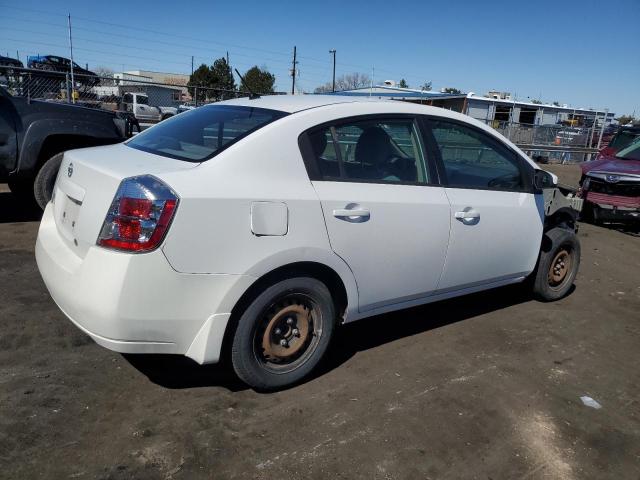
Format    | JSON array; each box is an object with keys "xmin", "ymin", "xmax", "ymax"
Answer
[
  {"xmin": 127, "ymin": 105, "xmax": 288, "ymax": 162},
  {"xmin": 609, "ymin": 129, "xmax": 640, "ymax": 150},
  {"xmin": 615, "ymin": 137, "xmax": 640, "ymax": 161}
]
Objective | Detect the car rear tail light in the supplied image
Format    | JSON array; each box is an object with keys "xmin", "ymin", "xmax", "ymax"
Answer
[{"xmin": 97, "ymin": 175, "xmax": 178, "ymax": 252}]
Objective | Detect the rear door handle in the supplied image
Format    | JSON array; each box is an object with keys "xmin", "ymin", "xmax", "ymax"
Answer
[
  {"xmin": 454, "ymin": 209, "xmax": 480, "ymax": 223},
  {"xmin": 333, "ymin": 207, "xmax": 370, "ymax": 220}
]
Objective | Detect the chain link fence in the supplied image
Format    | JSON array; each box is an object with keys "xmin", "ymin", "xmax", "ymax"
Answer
[
  {"xmin": 1, "ymin": 65, "xmax": 609, "ymax": 162},
  {"xmin": 0, "ymin": 65, "xmax": 274, "ymax": 117},
  {"xmin": 478, "ymin": 119, "xmax": 609, "ymax": 164}
]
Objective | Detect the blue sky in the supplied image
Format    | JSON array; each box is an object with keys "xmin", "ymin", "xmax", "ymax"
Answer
[{"xmin": 1, "ymin": 0, "xmax": 638, "ymax": 115}]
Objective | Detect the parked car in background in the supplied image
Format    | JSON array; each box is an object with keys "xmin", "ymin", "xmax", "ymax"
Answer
[
  {"xmin": 120, "ymin": 92, "xmax": 177, "ymax": 123},
  {"xmin": 597, "ymin": 125, "xmax": 640, "ymax": 159},
  {"xmin": 176, "ymin": 102, "xmax": 197, "ymax": 114},
  {"xmin": 27, "ymin": 55, "xmax": 98, "ymax": 86},
  {"xmin": 0, "ymin": 86, "xmax": 129, "ymax": 209},
  {"xmin": 36, "ymin": 96, "xmax": 582, "ymax": 390},
  {"xmin": 0, "ymin": 55, "xmax": 24, "ymax": 69},
  {"xmin": 580, "ymin": 137, "xmax": 640, "ymax": 224}
]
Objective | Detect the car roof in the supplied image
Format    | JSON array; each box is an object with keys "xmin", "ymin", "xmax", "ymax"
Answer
[{"xmin": 216, "ymin": 94, "xmax": 391, "ymax": 113}]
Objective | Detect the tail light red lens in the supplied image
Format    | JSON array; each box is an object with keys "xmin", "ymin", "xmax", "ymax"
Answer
[{"xmin": 97, "ymin": 175, "xmax": 179, "ymax": 253}]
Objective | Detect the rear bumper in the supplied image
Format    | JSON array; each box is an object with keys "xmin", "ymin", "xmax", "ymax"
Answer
[{"xmin": 35, "ymin": 204, "xmax": 255, "ymax": 363}]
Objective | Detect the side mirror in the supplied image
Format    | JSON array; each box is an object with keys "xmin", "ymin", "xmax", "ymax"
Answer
[{"xmin": 533, "ymin": 169, "xmax": 556, "ymax": 191}]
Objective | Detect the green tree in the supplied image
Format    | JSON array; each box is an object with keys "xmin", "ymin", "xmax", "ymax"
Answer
[
  {"xmin": 211, "ymin": 57, "xmax": 236, "ymax": 100},
  {"xmin": 242, "ymin": 66, "xmax": 276, "ymax": 94},
  {"xmin": 552, "ymin": 101, "xmax": 561, "ymax": 106},
  {"xmin": 615, "ymin": 114, "xmax": 637, "ymax": 125},
  {"xmin": 187, "ymin": 57, "xmax": 237, "ymax": 103},
  {"xmin": 421, "ymin": 81, "xmax": 432, "ymax": 91},
  {"xmin": 442, "ymin": 87, "xmax": 462, "ymax": 94},
  {"xmin": 399, "ymin": 78, "xmax": 408, "ymax": 88},
  {"xmin": 531, "ymin": 99, "xmax": 543, "ymax": 104}
]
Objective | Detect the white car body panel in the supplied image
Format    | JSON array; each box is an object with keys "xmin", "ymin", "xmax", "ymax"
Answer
[
  {"xmin": 437, "ymin": 188, "xmax": 544, "ymax": 291},
  {"xmin": 36, "ymin": 95, "xmax": 548, "ymax": 365},
  {"xmin": 312, "ymin": 181, "xmax": 450, "ymax": 312}
]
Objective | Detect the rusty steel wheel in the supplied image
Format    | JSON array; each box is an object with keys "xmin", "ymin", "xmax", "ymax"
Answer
[
  {"xmin": 548, "ymin": 248, "xmax": 572, "ymax": 289},
  {"xmin": 531, "ymin": 227, "xmax": 580, "ymax": 302},
  {"xmin": 253, "ymin": 293, "xmax": 323, "ymax": 373},
  {"xmin": 232, "ymin": 277, "xmax": 336, "ymax": 390}
]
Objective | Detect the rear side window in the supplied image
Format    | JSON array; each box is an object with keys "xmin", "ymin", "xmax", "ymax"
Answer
[
  {"xmin": 127, "ymin": 105, "xmax": 288, "ymax": 162},
  {"xmin": 429, "ymin": 119, "xmax": 525, "ymax": 191},
  {"xmin": 304, "ymin": 117, "xmax": 429, "ymax": 184}
]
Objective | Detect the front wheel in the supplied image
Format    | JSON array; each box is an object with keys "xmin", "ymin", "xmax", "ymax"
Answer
[
  {"xmin": 231, "ymin": 277, "xmax": 336, "ymax": 391},
  {"xmin": 531, "ymin": 227, "xmax": 581, "ymax": 301}
]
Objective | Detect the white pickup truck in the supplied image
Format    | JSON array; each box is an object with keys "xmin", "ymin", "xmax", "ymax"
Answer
[{"xmin": 121, "ymin": 92, "xmax": 177, "ymax": 123}]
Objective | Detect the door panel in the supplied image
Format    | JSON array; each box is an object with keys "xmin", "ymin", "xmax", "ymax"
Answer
[
  {"xmin": 438, "ymin": 188, "xmax": 543, "ymax": 291},
  {"xmin": 313, "ymin": 181, "xmax": 450, "ymax": 312},
  {"xmin": 425, "ymin": 117, "xmax": 544, "ymax": 291}
]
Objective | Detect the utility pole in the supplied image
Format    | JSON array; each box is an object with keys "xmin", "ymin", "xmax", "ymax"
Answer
[
  {"xmin": 191, "ymin": 56, "xmax": 194, "ymax": 76},
  {"xmin": 226, "ymin": 51, "xmax": 229, "ymax": 66},
  {"xmin": 329, "ymin": 49, "xmax": 336, "ymax": 92},
  {"xmin": 67, "ymin": 14, "xmax": 75, "ymax": 104},
  {"xmin": 291, "ymin": 46, "xmax": 297, "ymax": 95}
]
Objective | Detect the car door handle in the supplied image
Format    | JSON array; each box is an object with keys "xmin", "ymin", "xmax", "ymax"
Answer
[
  {"xmin": 454, "ymin": 209, "xmax": 480, "ymax": 224},
  {"xmin": 333, "ymin": 208, "xmax": 370, "ymax": 220}
]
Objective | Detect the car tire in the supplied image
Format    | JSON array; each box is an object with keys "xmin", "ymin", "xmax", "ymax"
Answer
[
  {"xmin": 33, "ymin": 153, "xmax": 64, "ymax": 210},
  {"xmin": 231, "ymin": 277, "xmax": 336, "ymax": 391},
  {"xmin": 531, "ymin": 227, "xmax": 581, "ymax": 301}
]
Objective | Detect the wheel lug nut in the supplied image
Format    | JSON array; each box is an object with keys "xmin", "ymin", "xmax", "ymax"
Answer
[
  {"xmin": 280, "ymin": 339, "xmax": 288, "ymax": 347},
  {"xmin": 286, "ymin": 318, "xmax": 294, "ymax": 326},
  {"xmin": 275, "ymin": 328, "xmax": 282, "ymax": 336},
  {"xmin": 292, "ymin": 328, "xmax": 300, "ymax": 337}
]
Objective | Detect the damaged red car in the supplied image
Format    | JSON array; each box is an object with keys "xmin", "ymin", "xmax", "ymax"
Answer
[{"xmin": 579, "ymin": 138, "xmax": 640, "ymax": 224}]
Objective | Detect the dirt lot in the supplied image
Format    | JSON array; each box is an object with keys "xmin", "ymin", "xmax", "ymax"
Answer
[{"xmin": 1, "ymin": 165, "xmax": 639, "ymax": 479}]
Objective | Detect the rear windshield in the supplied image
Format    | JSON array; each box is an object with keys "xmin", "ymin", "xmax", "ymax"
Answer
[{"xmin": 127, "ymin": 105, "xmax": 288, "ymax": 162}]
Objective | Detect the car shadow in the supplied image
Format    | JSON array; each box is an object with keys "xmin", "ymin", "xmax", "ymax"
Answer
[
  {"xmin": 0, "ymin": 190, "xmax": 42, "ymax": 223},
  {"xmin": 125, "ymin": 283, "xmax": 543, "ymax": 392}
]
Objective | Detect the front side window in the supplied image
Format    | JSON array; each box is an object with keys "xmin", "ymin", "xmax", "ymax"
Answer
[
  {"xmin": 127, "ymin": 105, "xmax": 287, "ymax": 162},
  {"xmin": 429, "ymin": 119, "xmax": 524, "ymax": 191},
  {"xmin": 306, "ymin": 117, "xmax": 428, "ymax": 184},
  {"xmin": 137, "ymin": 95, "xmax": 149, "ymax": 105}
]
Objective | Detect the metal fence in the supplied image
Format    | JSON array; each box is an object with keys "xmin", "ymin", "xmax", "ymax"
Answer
[
  {"xmin": 0, "ymin": 65, "xmax": 270, "ymax": 111},
  {"xmin": 478, "ymin": 119, "xmax": 607, "ymax": 163},
  {"xmin": 1, "ymin": 65, "xmax": 608, "ymax": 163}
]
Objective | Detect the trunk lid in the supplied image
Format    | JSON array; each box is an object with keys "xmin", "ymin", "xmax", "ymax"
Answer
[{"xmin": 52, "ymin": 143, "xmax": 198, "ymax": 258}]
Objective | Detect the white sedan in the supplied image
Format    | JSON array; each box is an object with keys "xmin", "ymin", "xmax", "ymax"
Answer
[{"xmin": 36, "ymin": 95, "xmax": 580, "ymax": 390}]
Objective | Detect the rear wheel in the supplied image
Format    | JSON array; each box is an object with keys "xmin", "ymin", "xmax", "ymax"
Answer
[
  {"xmin": 231, "ymin": 277, "xmax": 335, "ymax": 390},
  {"xmin": 33, "ymin": 153, "xmax": 64, "ymax": 210},
  {"xmin": 531, "ymin": 227, "xmax": 580, "ymax": 301}
]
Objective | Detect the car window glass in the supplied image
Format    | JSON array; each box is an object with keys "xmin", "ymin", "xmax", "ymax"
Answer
[
  {"xmin": 310, "ymin": 118, "xmax": 428, "ymax": 184},
  {"xmin": 430, "ymin": 120, "xmax": 523, "ymax": 190},
  {"xmin": 616, "ymin": 137, "xmax": 640, "ymax": 160},
  {"xmin": 127, "ymin": 105, "xmax": 287, "ymax": 162},
  {"xmin": 137, "ymin": 96, "xmax": 149, "ymax": 105}
]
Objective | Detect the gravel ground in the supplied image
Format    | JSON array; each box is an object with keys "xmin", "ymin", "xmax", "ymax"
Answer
[{"xmin": 1, "ymin": 166, "xmax": 639, "ymax": 479}]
